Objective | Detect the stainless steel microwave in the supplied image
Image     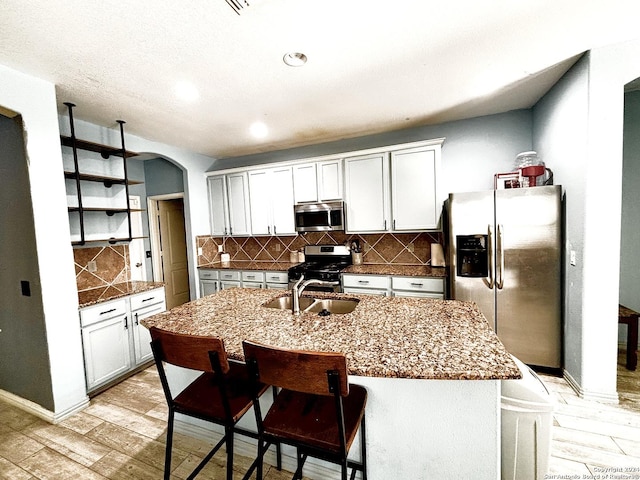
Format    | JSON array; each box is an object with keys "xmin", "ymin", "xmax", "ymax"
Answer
[{"xmin": 294, "ymin": 201, "xmax": 345, "ymax": 232}]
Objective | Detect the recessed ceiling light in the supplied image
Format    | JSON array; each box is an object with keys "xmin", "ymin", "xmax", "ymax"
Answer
[
  {"xmin": 175, "ymin": 80, "xmax": 199, "ymax": 102},
  {"xmin": 283, "ymin": 52, "xmax": 307, "ymax": 67},
  {"xmin": 250, "ymin": 121, "xmax": 268, "ymax": 139}
]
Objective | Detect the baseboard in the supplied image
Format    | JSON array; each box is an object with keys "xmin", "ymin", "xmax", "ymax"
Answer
[
  {"xmin": 174, "ymin": 417, "xmax": 361, "ymax": 480},
  {"xmin": 563, "ymin": 370, "xmax": 620, "ymax": 404},
  {"xmin": 0, "ymin": 389, "xmax": 90, "ymax": 424}
]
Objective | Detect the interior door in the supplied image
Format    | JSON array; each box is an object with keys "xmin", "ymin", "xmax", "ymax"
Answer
[{"xmin": 158, "ymin": 198, "xmax": 190, "ymax": 309}]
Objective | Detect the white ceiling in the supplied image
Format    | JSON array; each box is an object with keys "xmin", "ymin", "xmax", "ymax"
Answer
[{"xmin": 1, "ymin": 1, "xmax": 639, "ymax": 159}]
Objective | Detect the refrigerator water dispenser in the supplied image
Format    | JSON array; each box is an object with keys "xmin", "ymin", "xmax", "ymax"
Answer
[{"xmin": 456, "ymin": 235, "xmax": 488, "ymax": 277}]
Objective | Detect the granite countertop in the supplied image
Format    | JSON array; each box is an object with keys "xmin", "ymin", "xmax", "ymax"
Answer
[
  {"xmin": 141, "ymin": 288, "xmax": 520, "ymax": 381},
  {"xmin": 342, "ymin": 264, "xmax": 447, "ymax": 277},
  {"xmin": 198, "ymin": 260, "xmax": 299, "ymax": 271},
  {"xmin": 78, "ymin": 281, "xmax": 165, "ymax": 308}
]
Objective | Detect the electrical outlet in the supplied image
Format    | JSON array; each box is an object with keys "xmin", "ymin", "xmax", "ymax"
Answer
[
  {"xmin": 197, "ymin": 247, "xmax": 203, "ymax": 256},
  {"xmin": 218, "ymin": 244, "xmax": 224, "ymax": 253},
  {"xmin": 87, "ymin": 260, "xmax": 97, "ymax": 272},
  {"xmin": 275, "ymin": 243, "xmax": 281, "ymax": 251}
]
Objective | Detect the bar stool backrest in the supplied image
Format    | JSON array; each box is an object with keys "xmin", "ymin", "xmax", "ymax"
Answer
[
  {"xmin": 150, "ymin": 327, "xmax": 230, "ymax": 374},
  {"xmin": 242, "ymin": 340, "xmax": 349, "ymax": 397}
]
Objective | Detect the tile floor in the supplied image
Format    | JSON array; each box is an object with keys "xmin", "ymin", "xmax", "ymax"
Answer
[{"xmin": 0, "ymin": 353, "xmax": 638, "ymax": 479}]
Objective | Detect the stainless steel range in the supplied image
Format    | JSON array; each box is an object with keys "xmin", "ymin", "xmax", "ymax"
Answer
[{"xmin": 287, "ymin": 244, "xmax": 352, "ymax": 292}]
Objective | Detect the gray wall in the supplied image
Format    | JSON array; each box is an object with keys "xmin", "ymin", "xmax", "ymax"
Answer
[
  {"xmin": 620, "ymin": 89, "xmax": 640, "ymax": 345},
  {"xmin": 0, "ymin": 114, "xmax": 54, "ymax": 409},
  {"xmin": 144, "ymin": 158, "xmax": 184, "ymax": 196}
]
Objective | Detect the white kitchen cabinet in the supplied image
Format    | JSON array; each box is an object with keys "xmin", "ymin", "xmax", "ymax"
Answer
[
  {"xmin": 219, "ymin": 270, "xmax": 242, "ymax": 289},
  {"xmin": 248, "ymin": 166, "xmax": 295, "ymax": 235},
  {"xmin": 242, "ymin": 270, "xmax": 265, "ymax": 288},
  {"xmin": 80, "ymin": 299, "xmax": 131, "ymax": 392},
  {"xmin": 80, "ymin": 287, "xmax": 166, "ymax": 393},
  {"xmin": 390, "ymin": 146, "xmax": 439, "ymax": 230},
  {"xmin": 292, "ymin": 163, "xmax": 318, "ymax": 203},
  {"xmin": 199, "ymin": 269, "xmax": 219, "ymax": 297},
  {"xmin": 293, "ymin": 160, "xmax": 343, "ymax": 203},
  {"xmin": 130, "ymin": 288, "xmax": 166, "ymax": 365},
  {"xmin": 342, "ymin": 274, "xmax": 390, "ymax": 296},
  {"xmin": 317, "ymin": 159, "xmax": 343, "ymax": 201},
  {"xmin": 265, "ymin": 271, "xmax": 289, "ymax": 289},
  {"xmin": 344, "ymin": 141, "xmax": 443, "ymax": 233},
  {"xmin": 344, "ymin": 153, "xmax": 389, "ymax": 232},
  {"xmin": 391, "ymin": 276, "xmax": 444, "ymax": 299},
  {"xmin": 208, "ymin": 173, "xmax": 252, "ymax": 236}
]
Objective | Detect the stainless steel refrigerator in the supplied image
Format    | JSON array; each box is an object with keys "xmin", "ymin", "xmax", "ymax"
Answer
[{"xmin": 447, "ymin": 185, "xmax": 562, "ymax": 368}]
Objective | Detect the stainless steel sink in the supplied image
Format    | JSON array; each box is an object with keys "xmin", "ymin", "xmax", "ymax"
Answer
[
  {"xmin": 305, "ymin": 298, "xmax": 359, "ymax": 314},
  {"xmin": 263, "ymin": 296, "xmax": 314, "ymax": 310},
  {"xmin": 263, "ymin": 296, "xmax": 359, "ymax": 315}
]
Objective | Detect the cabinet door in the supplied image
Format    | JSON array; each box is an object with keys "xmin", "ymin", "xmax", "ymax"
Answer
[
  {"xmin": 200, "ymin": 280, "xmax": 219, "ymax": 297},
  {"xmin": 132, "ymin": 301, "xmax": 165, "ymax": 365},
  {"xmin": 248, "ymin": 170, "xmax": 272, "ymax": 235},
  {"xmin": 270, "ymin": 166, "xmax": 296, "ymax": 235},
  {"xmin": 82, "ymin": 314, "xmax": 131, "ymax": 391},
  {"xmin": 226, "ymin": 172, "xmax": 251, "ymax": 235},
  {"xmin": 344, "ymin": 153, "xmax": 389, "ymax": 232},
  {"xmin": 293, "ymin": 163, "xmax": 318, "ymax": 203},
  {"xmin": 391, "ymin": 147, "xmax": 439, "ymax": 230},
  {"xmin": 318, "ymin": 159, "xmax": 343, "ymax": 201},
  {"xmin": 208, "ymin": 175, "xmax": 229, "ymax": 235}
]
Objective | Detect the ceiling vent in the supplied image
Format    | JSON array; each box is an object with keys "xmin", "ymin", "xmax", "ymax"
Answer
[{"xmin": 225, "ymin": 0, "xmax": 259, "ymax": 15}]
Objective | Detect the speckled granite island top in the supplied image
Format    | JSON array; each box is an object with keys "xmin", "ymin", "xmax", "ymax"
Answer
[
  {"xmin": 142, "ymin": 288, "xmax": 520, "ymax": 380},
  {"xmin": 78, "ymin": 281, "xmax": 165, "ymax": 308}
]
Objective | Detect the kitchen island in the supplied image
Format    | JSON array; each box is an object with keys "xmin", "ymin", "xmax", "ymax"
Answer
[{"xmin": 142, "ymin": 288, "xmax": 521, "ymax": 480}]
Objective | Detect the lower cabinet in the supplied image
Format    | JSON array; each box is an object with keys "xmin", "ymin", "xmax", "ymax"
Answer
[
  {"xmin": 80, "ymin": 287, "xmax": 166, "ymax": 394},
  {"xmin": 343, "ymin": 274, "xmax": 445, "ymax": 299},
  {"xmin": 198, "ymin": 268, "xmax": 288, "ymax": 296}
]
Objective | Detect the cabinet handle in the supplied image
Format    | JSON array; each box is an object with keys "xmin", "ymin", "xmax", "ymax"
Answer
[
  {"xmin": 384, "ymin": 220, "xmax": 387, "ymax": 230},
  {"xmin": 229, "ymin": 227, "xmax": 233, "ymax": 235},
  {"xmin": 358, "ymin": 280, "xmax": 370, "ymax": 285},
  {"xmin": 393, "ymin": 219, "xmax": 396, "ymax": 230},
  {"xmin": 141, "ymin": 297, "xmax": 155, "ymax": 303},
  {"xmin": 100, "ymin": 308, "xmax": 117, "ymax": 315},
  {"xmin": 124, "ymin": 316, "xmax": 128, "ymax": 330},
  {"xmin": 269, "ymin": 276, "xmax": 279, "ymax": 281},
  {"xmin": 267, "ymin": 226, "xmax": 271, "ymax": 234},
  {"xmin": 410, "ymin": 283, "xmax": 424, "ymax": 287},
  {"xmin": 134, "ymin": 312, "xmax": 139, "ymax": 325},
  {"xmin": 273, "ymin": 226, "xmax": 277, "ymax": 235},
  {"xmin": 247, "ymin": 275, "xmax": 255, "ymax": 279}
]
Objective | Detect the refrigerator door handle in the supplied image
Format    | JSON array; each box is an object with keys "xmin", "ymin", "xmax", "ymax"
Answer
[
  {"xmin": 488, "ymin": 224, "xmax": 495, "ymax": 289},
  {"xmin": 496, "ymin": 223, "xmax": 505, "ymax": 289}
]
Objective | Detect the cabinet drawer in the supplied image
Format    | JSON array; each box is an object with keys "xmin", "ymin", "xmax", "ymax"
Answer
[
  {"xmin": 219, "ymin": 270, "xmax": 241, "ymax": 281},
  {"xmin": 342, "ymin": 274, "xmax": 390, "ymax": 290},
  {"xmin": 80, "ymin": 299, "xmax": 127, "ymax": 328},
  {"xmin": 265, "ymin": 271, "xmax": 288, "ymax": 284},
  {"xmin": 391, "ymin": 276, "xmax": 444, "ymax": 293},
  {"xmin": 242, "ymin": 271, "xmax": 265, "ymax": 283},
  {"xmin": 199, "ymin": 269, "xmax": 219, "ymax": 280},
  {"xmin": 130, "ymin": 288, "xmax": 165, "ymax": 311}
]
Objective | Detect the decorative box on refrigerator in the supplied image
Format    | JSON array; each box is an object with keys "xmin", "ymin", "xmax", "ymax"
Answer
[{"xmin": 447, "ymin": 185, "xmax": 563, "ymax": 369}]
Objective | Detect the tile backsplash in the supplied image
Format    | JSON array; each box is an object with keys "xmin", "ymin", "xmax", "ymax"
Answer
[
  {"xmin": 197, "ymin": 232, "xmax": 443, "ymax": 266},
  {"xmin": 73, "ymin": 245, "xmax": 130, "ymax": 293}
]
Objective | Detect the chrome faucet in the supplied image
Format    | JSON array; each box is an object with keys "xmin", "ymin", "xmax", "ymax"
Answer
[{"xmin": 291, "ymin": 275, "xmax": 339, "ymax": 314}]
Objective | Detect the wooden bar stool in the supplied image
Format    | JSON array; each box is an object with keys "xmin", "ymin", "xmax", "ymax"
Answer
[
  {"xmin": 150, "ymin": 327, "xmax": 268, "ymax": 480},
  {"xmin": 243, "ymin": 340, "xmax": 367, "ymax": 480},
  {"xmin": 619, "ymin": 305, "xmax": 639, "ymax": 370}
]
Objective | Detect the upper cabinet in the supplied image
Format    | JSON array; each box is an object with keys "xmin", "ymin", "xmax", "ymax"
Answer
[
  {"xmin": 292, "ymin": 159, "xmax": 343, "ymax": 203},
  {"xmin": 208, "ymin": 172, "xmax": 251, "ymax": 236},
  {"xmin": 248, "ymin": 166, "xmax": 296, "ymax": 235},
  {"xmin": 207, "ymin": 138, "xmax": 443, "ymax": 237},
  {"xmin": 62, "ymin": 103, "xmax": 141, "ymax": 245},
  {"xmin": 344, "ymin": 153, "xmax": 389, "ymax": 232},
  {"xmin": 344, "ymin": 140, "xmax": 443, "ymax": 233}
]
